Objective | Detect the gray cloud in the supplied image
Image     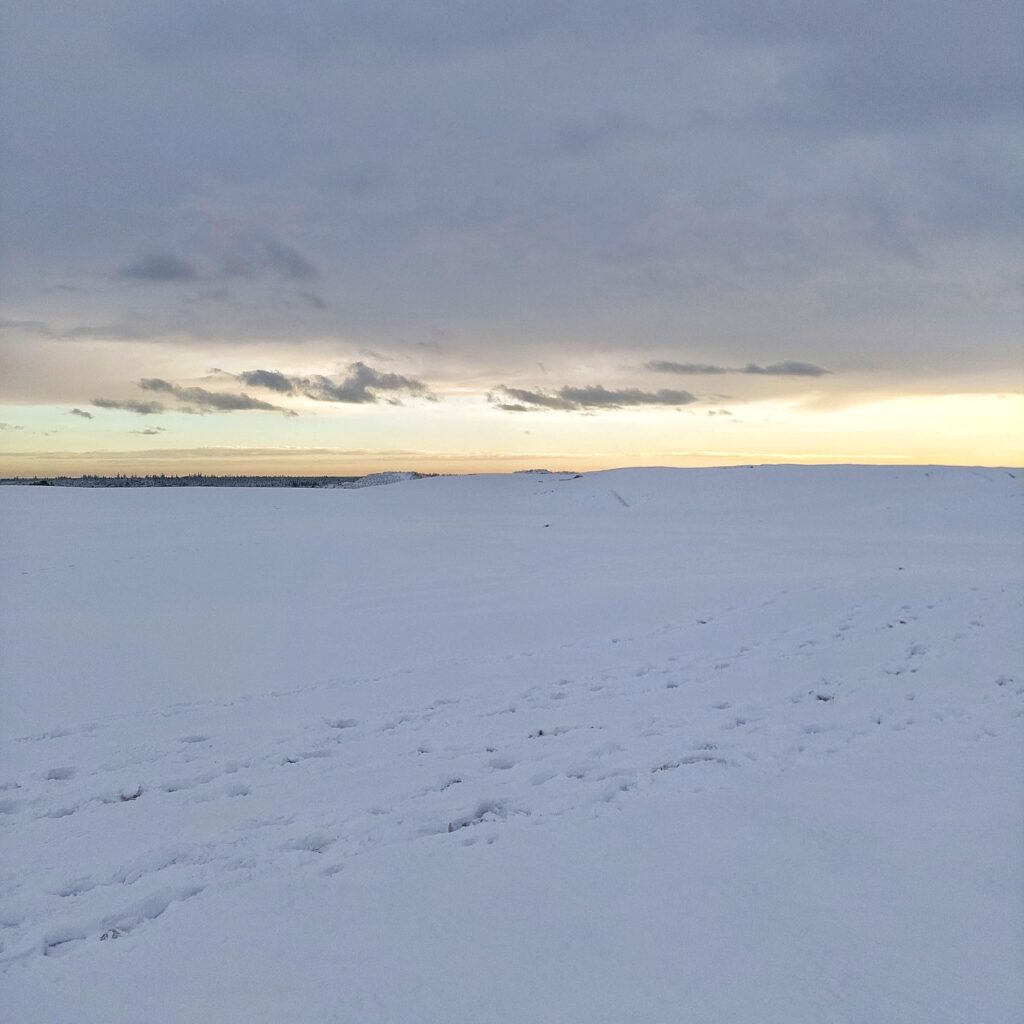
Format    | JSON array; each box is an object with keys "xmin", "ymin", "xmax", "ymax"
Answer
[
  {"xmin": 69, "ymin": 408, "xmax": 94, "ymax": 419},
  {"xmin": 118, "ymin": 253, "xmax": 199, "ymax": 283},
  {"xmin": 130, "ymin": 427, "xmax": 166, "ymax": 435},
  {"xmin": 236, "ymin": 369, "xmax": 295, "ymax": 393},
  {"xmin": 0, "ymin": 422, "xmax": 25, "ymax": 430},
  {"xmin": 490, "ymin": 387, "xmax": 576, "ymax": 412},
  {"xmin": 236, "ymin": 362, "xmax": 429, "ymax": 404},
  {"xmin": 561, "ymin": 385, "xmax": 698, "ymax": 409},
  {"xmin": 647, "ymin": 360, "xmax": 830, "ymax": 377},
  {"xmin": 92, "ymin": 398, "xmax": 165, "ymax": 415},
  {"xmin": 741, "ymin": 361, "xmax": 831, "ymax": 377},
  {"xmin": 490, "ymin": 384, "xmax": 697, "ymax": 412},
  {"xmin": 138, "ymin": 378, "xmax": 291, "ymax": 414},
  {"xmin": 646, "ymin": 361, "xmax": 729, "ymax": 375}
]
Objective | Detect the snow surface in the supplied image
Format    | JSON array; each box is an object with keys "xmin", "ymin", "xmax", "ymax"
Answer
[{"xmin": 1, "ymin": 466, "xmax": 1022, "ymax": 1023}]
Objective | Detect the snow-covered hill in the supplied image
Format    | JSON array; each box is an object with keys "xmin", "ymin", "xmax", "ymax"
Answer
[{"xmin": 1, "ymin": 467, "xmax": 1021, "ymax": 1022}]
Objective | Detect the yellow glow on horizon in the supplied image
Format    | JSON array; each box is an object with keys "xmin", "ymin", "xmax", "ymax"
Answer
[{"xmin": 0, "ymin": 392, "xmax": 1020, "ymax": 476}]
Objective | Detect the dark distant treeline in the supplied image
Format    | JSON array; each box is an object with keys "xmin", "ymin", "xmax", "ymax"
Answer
[{"xmin": 0, "ymin": 473, "xmax": 397, "ymax": 489}]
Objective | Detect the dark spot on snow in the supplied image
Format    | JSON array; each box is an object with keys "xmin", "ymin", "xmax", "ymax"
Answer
[{"xmin": 447, "ymin": 800, "xmax": 507, "ymax": 833}]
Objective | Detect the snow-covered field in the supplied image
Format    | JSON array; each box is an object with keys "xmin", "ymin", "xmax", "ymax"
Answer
[{"xmin": 1, "ymin": 466, "xmax": 1022, "ymax": 1023}]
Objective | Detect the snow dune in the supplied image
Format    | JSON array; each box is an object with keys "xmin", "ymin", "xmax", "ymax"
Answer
[{"xmin": 1, "ymin": 466, "xmax": 1021, "ymax": 1022}]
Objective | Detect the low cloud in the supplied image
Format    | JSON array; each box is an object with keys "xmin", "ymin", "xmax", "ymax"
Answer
[
  {"xmin": 645, "ymin": 361, "xmax": 729, "ymax": 375},
  {"xmin": 741, "ymin": 361, "xmax": 832, "ymax": 377},
  {"xmin": 490, "ymin": 386, "xmax": 576, "ymax": 411},
  {"xmin": 490, "ymin": 384, "xmax": 697, "ymax": 412},
  {"xmin": 130, "ymin": 427, "xmax": 166, "ymax": 435},
  {"xmin": 69, "ymin": 408, "xmax": 94, "ymax": 419},
  {"xmin": 92, "ymin": 398, "xmax": 165, "ymax": 415},
  {"xmin": 0, "ymin": 422, "xmax": 25, "ymax": 430},
  {"xmin": 118, "ymin": 252, "xmax": 199, "ymax": 283},
  {"xmin": 138, "ymin": 378, "xmax": 291, "ymax": 414},
  {"xmin": 236, "ymin": 369, "xmax": 295, "ymax": 393},
  {"xmin": 646, "ymin": 359, "xmax": 831, "ymax": 377},
  {"xmin": 235, "ymin": 362, "xmax": 430, "ymax": 405}
]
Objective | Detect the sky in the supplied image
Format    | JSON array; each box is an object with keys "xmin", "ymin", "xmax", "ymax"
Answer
[{"xmin": 1, "ymin": 1, "xmax": 1021, "ymax": 475}]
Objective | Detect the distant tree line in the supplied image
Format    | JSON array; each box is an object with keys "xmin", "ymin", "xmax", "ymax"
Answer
[{"xmin": 0, "ymin": 472, "xmax": 431, "ymax": 489}]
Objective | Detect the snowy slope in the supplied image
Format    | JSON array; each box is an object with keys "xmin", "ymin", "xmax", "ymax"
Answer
[{"xmin": 1, "ymin": 467, "xmax": 1022, "ymax": 1022}]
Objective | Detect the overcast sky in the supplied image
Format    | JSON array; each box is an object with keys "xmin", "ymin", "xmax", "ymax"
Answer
[{"xmin": 1, "ymin": 2, "xmax": 1021, "ymax": 473}]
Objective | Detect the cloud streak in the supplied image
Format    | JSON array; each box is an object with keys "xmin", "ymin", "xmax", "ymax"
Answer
[
  {"xmin": 645, "ymin": 360, "xmax": 831, "ymax": 377},
  {"xmin": 138, "ymin": 379, "xmax": 291, "ymax": 415},
  {"xmin": 92, "ymin": 398, "xmax": 165, "ymax": 415},
  {"xmin": 490, "ymin": 384, "xmax": 697, "ymax": 412},
  {"xmin": 118, "ymin": 253, "xmax": 199, "ymax": 283}
]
